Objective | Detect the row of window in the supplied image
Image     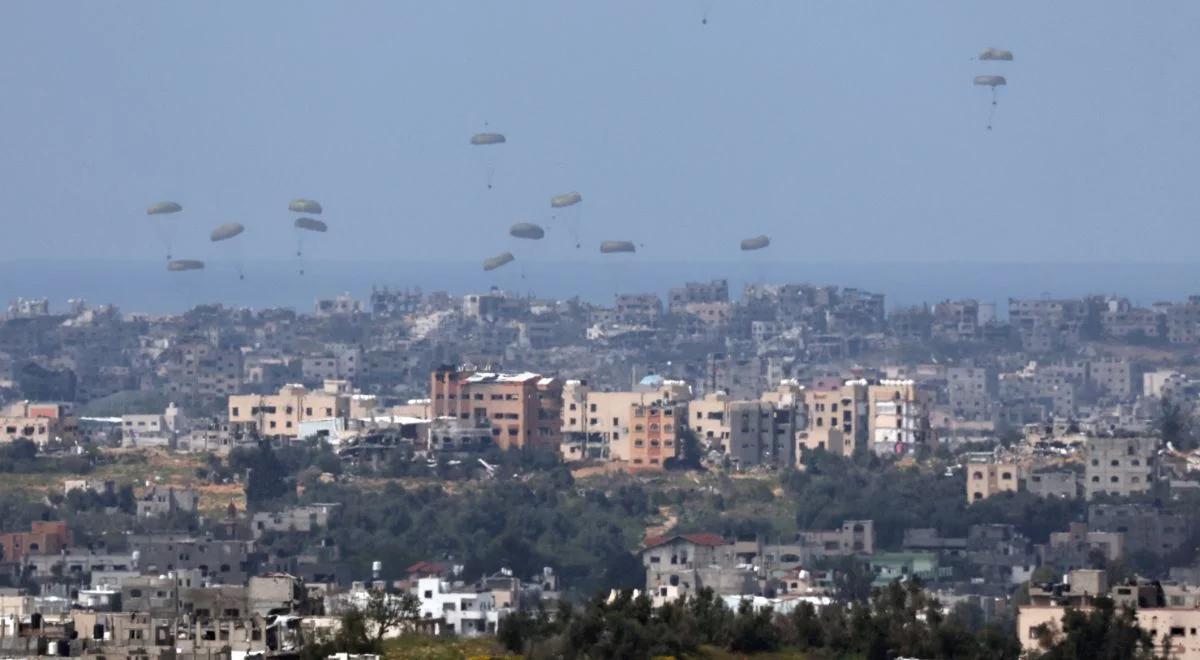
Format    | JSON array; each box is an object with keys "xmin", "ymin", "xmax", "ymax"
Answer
[
  {"xmin": 633, "ymin": 439, "xmax": 674, "ymax": 448},
  {"xmin": 1090, "ymin": 475, "xmax": 1149, "ymax": 484}
]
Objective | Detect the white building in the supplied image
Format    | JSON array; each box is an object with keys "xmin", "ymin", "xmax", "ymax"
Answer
[{"xmin": 415, "ymin": 576, "xmax": 511, "ymax": 637}]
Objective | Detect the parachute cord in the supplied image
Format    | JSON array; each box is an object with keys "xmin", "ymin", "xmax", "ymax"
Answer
[{"xmin": 987, "ymin": 88, "xmax": 998, "ymax": 131}]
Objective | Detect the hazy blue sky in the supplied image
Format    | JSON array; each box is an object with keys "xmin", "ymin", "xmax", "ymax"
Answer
[{"xmin": 2, "ymin": 1, "xmax": 1199, "ymax": 265}]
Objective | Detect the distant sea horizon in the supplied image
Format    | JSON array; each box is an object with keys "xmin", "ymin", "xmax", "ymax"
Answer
[{"xmin": 2, "ymin": 259, "xmax": 1198, "ymax": 316}]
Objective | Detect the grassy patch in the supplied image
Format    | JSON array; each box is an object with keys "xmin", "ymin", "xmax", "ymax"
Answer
[{"xmin": 382, "ymin": 634, "xmax": 514, "ymax": 660}]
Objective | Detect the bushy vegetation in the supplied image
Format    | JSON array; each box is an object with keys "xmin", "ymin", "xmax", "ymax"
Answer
[
  {"xmin": 668, "ymin": 449, "xmax": 1087, "ymax": 549},
  {"xmin": 1030, "ymin": 597, "xmax": 1157, "ymax": 660},
  {"xmin": 497, "ymin": 581, "xmax": 1165, "ymax": 660},
  {"xmin": 498, "ymin": 581, "xmax": 1025, "ymax": 659},
  {"xmin": 299, "ymin": 475, "xmax": 650, "ymax": 597}
]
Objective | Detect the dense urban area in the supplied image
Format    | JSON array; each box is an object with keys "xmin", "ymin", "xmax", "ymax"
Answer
[{"xmin": 0, "ymin": 280, "xmax": 1198, "ymax": 659}]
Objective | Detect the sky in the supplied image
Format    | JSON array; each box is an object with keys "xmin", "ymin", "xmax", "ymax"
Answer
[{"xmin": 2, "ymin": 1, "xmax": 1200, "ymax": 266}]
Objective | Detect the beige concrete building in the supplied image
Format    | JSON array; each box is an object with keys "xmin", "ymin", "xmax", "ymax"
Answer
[
  {"xmin": 390, "ymin": 398, "xmax": 433, "ymax": 419},
  {"xmin": 615, "ymin": 293, "xmax": 663, "ymax": 326},
  {"xmin": 1019, "ymin": 570, "xmax": 1200, "ymax": 659},
  {"xmin": 797, "ymin": 520, "xmax": 876, "ymax": 556},
  {"xmin": 966, "ymin": 456, "xmax": 1021, "ymax": 503},
  {"xmin": 562, "ymin": 379, "xmax": 691, "ymax": 461},
  {"xmin": 946, "ymin": 366, "xmax": 994, "ymax": 420},
  {"xmin": 1045, "ymin": 522, "xmax": 1124, "ymax": 565},
  {"xmin": 690, "ymin": 392, "xmax": 730, "ymax": 453},
  {"xmin": 682, "ymin": 301, "xmax": 733, "ymax": 330},
  {"xmin": 228, "ymin": 381, "xmax": 350, "ymax": 440},
  {"xmin": 162, "ymin": 340, "xmax": 243, "ymax": 399},
  {"xmin": 687, "ymin": 381, "xmax": 805, "ymax": 468},
  {"xmin": 1084, "ymin": 436, "xmax": 1157, "ymax": 500},
  {"xmin": 798, "ymin": 381, "xmax": 867, "ymax": 458},
  {"xmin": 612, "ymin": 401, "xmax": 685, "ymax": 471},
  {"xmin": 1088, "ymin": 357, "xmax": 1134, "ymax": 401},
  {"xmin": 722, "ymin": 400, "xmax": 797, "ymax": 468},
  {"xmin": 866, "ymin": 379, "xmax": 932, "ymax": 456},
  {"xmin": 0, "ymin": 401, "xmax": 78, "ymax": 445},
  {"xmin": 431, "ymin": 368, "xmax": 563, "ymax": 451}
]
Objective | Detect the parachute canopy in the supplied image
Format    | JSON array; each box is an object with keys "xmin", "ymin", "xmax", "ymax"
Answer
[
  {"xmin": 289, "ymin": 199, "xmax": 323, "ymax": 214},
  {"xmin": 167, "ymin": 259, "xmax": 204, "ymax": 272},
  {"xmin": 979, "ymin": 48, "xmax": 1014, "ymax": 61},
  {"xmin": 974, "ymin": 75, "xmax": 1006, "ymax": 87},
  {"xmin": 294, "ymin": 217, "xmax": 328, "ymax": 232},
  {"xmin": 483, "ymin": 252, "xmax": 515, "ymax": 271},
  {"xmin": 147, "ymin": 202, "xmax": 182, "ymax": 215},
  {"xmin": 509, "ymin": 222, "xmax": 545, "ymax": 240},
  {"xmin": 210, "ymin": 223, "xmax": 245, "ymax": 242},
  {"xmin": 600, "ymin": 240, "xmax": 636, "ymax": 254},
  {"xmin": 740, "ymin": 235, "xmax": 770, "ymax": 251},
  {"xmin": 470, "ymin": 133, "xmax": 506, "ymax": 146},
  {"xmin": 550, "ymin": 192, "xmax": 583, "ymax": 208}
]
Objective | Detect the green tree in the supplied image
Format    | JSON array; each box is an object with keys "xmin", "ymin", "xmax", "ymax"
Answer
[
  {"xmin": 1156, "ymin": 398, "xmax": 1198, "ymax": 451},
  {"xmin": 231, "ymin": 443, "xmax": 290, "ymax": 506},
  {"xmin": 1032, "ymin": 597, "xmax": 1156, "ymax": 660},
  {"xmin": 364, "ymin": 589, "xmax": 419, "ymax": 646}
]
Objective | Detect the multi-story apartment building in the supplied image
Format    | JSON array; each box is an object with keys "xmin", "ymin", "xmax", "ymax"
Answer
[
  {"xmin": 611, "ymin": 401, "xmax": 685, "ymax": 471},
  {"xmin": 966, "ymin": 456, "xmax": 1020, "ymax": 503},
  {"xmin": 930, "ymin": 299, "xmax": 983, "ymax": 342},
  {"xmin": 0, "ymin": 401, "xmax": 78, "ymax": 445},
  {"xmin": 314, "ymin": 293, "xmax": 364, "ymax": 318},
  {"xmin": 1166, "ymin": 296, "xmax": 1200, "ymax": 344},
  {"xmin": 128, "ymin": 534, "xmax": 252, "ymax": 585},
  {"xmin": 690, "ymin": 392, "xmax": 730, "ymax": 453},
  {"xmin": 866, "ymin": 380, "xmax": 932, "ymax": 455},
  {"xmin": 1099, "ymin": 299, "xmax": 1161, "ymax": 340},
  {"xmin": 1087, "ymin": 357, "xmax": 1133, "ymax": 401},
  {"xmin": 699, "ymin": 354, "xmax": 763, "ymax": 400},
  {"xmin": 640, "ymin": 533, "xmax": 740, "ymax": 605},
  {"xmin": 1008, "ymin": 298, "xmax": 1087, "ymax": 352},
  {"xmin": 0, "ymin": 521, "xmax": 72, "ymax": 562},
  {"xmin": 946, "ymin": 367, "xmax": 995, "ymax": 420},
  {"xmin": 136, "ymin": 486, "xmax": 199, "ymax": 519},
  {"xmin": 300, "ymin": 344, "xmax": 362, "ymax": 384},
  {"xmin": 161, "ymin": 340, "xmax": 243, "ymax": 399},
  {"xmin": 723, "ymin": 400, "xmax": 798, "ymax": 469},
  {"xmin": 681, "ymin": 302, "xmax": 733, "ymax": 333},
  {"xmin": 798, "ymin": 380, "xmax": 868, "ymax": 458},
  {"xmin": 227, "ymin": 381, "xmax": 351, "ymax": 440},
  {"xmin": 688, "ymin": 381, "xmax": 804, "ymax": 468},
  {"xmin": 462, "ymin": 291, "xmax": 527, "ymax": 322},
  {"xmin": 1019, "ymin": 570, "xmax": 1200, "ymax": 660},
  {"xmin": 1088, "ymin": 504, "xmax": 1188, "ymax": 557},
  {"xmin": 667, "ymin": 280, "xmax": 729, "ymax": 315},
  {"xmin": 614, "ymin": 294, "xmax": 663, "ymax": 326},
  {"xmin": 561, "ymin": 379, "xmax": 692, "ymax": 461},
  {"xmin": 797, "ymin": 520, "xmax": 876, "ymax": 557},
  {"xmin": 430, "ymin": 368, "xmax": 563, "ymax": 451},
  {"xmin": 1083, "ymin": 436, "xmax": 1158, "ymax": 500}
]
